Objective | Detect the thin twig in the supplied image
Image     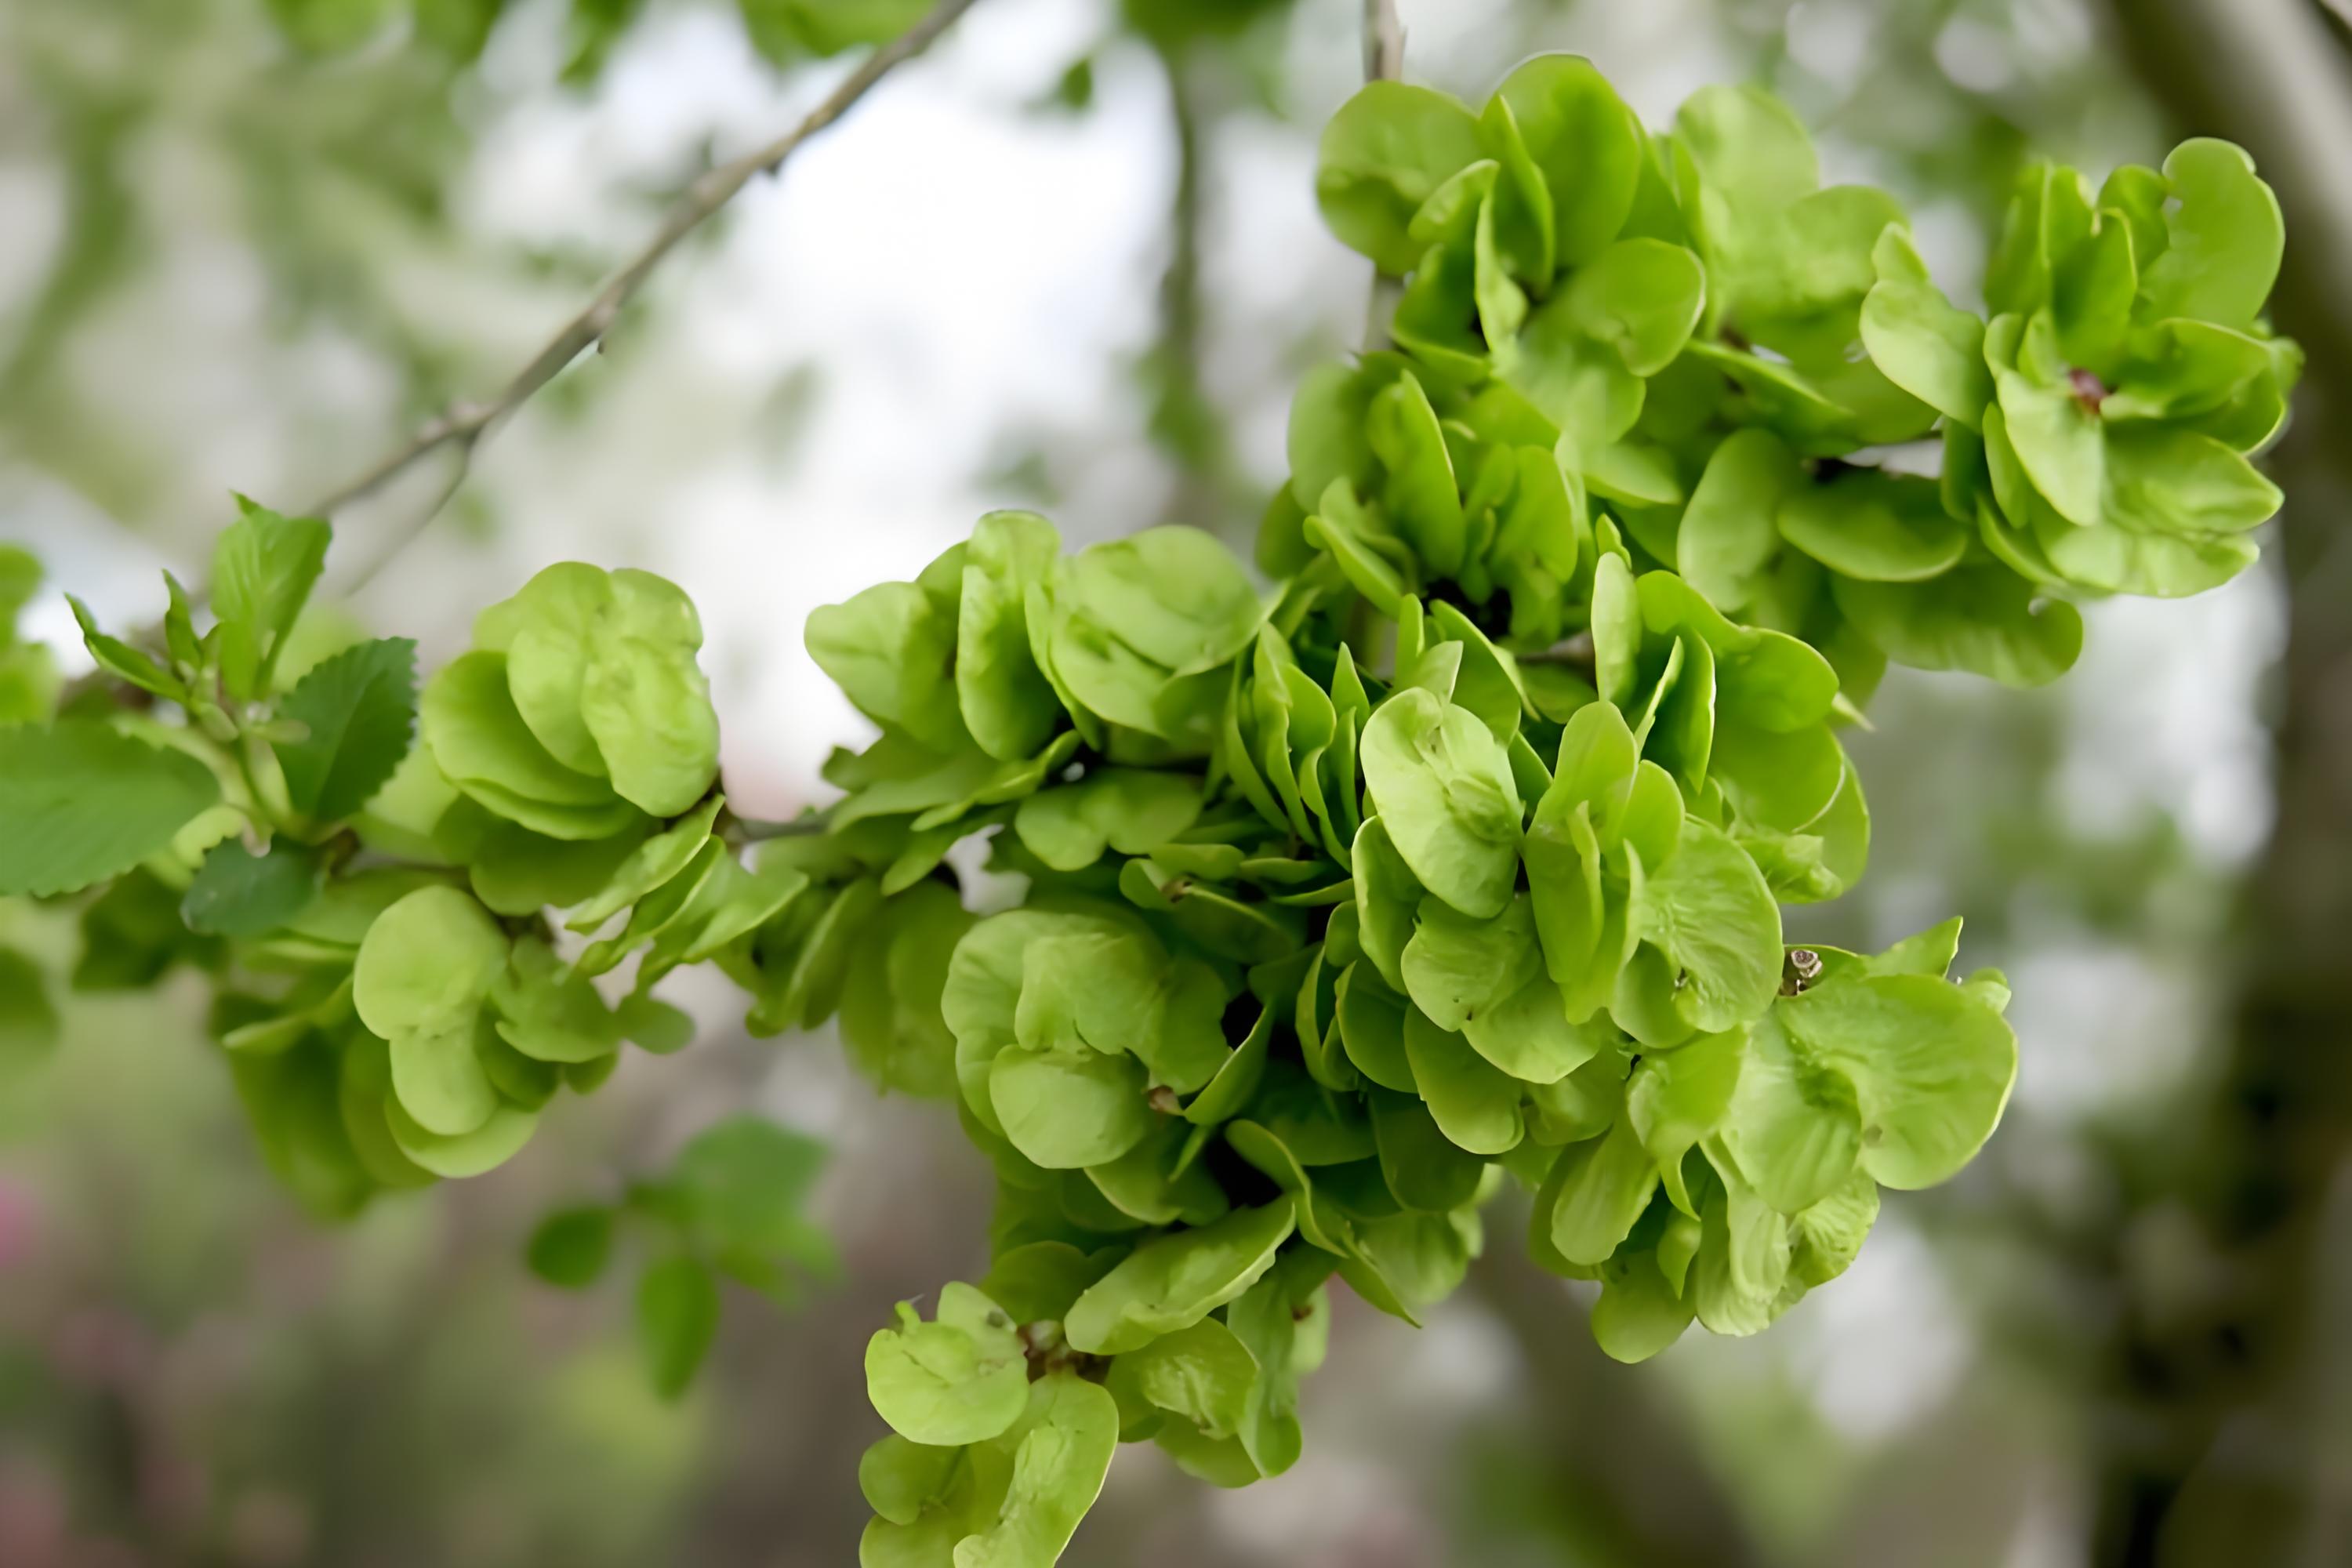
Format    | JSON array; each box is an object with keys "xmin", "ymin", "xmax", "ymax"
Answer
[
  {"xmin": 56, "ymin": 0, "xmax": 983, "ymax": 709},
  {"xmin": 1362, "ymin": 0, "xmax": 1405, "ymax": 84},
  {"xmin": 321, "ymin": 0, "xmax": 985, "ymax": 593},
  {"xmin": 1361, "ymin": 0, "xmax": 1405, "ymax": 347}
]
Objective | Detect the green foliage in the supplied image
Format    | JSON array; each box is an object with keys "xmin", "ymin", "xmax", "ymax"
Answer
[
  {"xmin": 0, "ymin": 546, "xmax": 58, "ymax": 722},
  {"xmin": 183, "ymin": 838, "xmax": 325, "ymax": 937},
  {"xmin": 525, "ymin": 1115, "xmax": 834, "ymax": 1395},
  {"xmin": 260, "ymin": 0, "xmax": 938, "ymax": 74},
  {"xmin": 0, "ymin": 945, "xmax": 60, "ymax": 1074},
  {"xmin": 274, "ymin": 637, "xmax": 419, "ymax": 825},
  {"xmin": 0, "ymin": 724, "xmax": 223, "ymax": 898},
  {"xmin": 2, "ymin": 48, "xmax": 2299, "ymax": 1568},
  {"xmin": 637, "ymin": 1254, "xmax": 721, "ymax": 1400}
]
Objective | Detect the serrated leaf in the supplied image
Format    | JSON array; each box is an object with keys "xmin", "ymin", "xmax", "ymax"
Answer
[
  {"xmin": 274, "ymin": 637, "xmax": 419, "ymax": 823},
  {"xmin": 0, "ymin": 724, "xmax": 223, "ymax": 896},
  {"xmin": 182, "ymin": 838, "xmax": 322, "ymax": 937}
]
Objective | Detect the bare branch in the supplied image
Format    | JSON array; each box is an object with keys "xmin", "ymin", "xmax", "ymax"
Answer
[
  {"xmin": 1362, "ymin": 0, "xmax": 1405, "ymax": 85},
  {"xmin": 322, "ymin": 0, "xmax": 985, "ymax": 593}
]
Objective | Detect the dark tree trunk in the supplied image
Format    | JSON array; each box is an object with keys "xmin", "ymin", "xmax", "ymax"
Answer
[{"xmin": 2094, "ymin": 3, "xmax": 2352, "ymax": 1563}]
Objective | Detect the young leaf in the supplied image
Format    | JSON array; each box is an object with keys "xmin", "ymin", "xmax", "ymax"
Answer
[
  {"xmin": 670, "ymin": 1115, "xmax": 828, "ymax": 1258},
  {"xmin": 637, "ymin": 1254, "xmax": 721, "ymax": 1399},
  {"xmin": 212, "ymin": 500, "xmax": 331, "ymax": 698},
  {"xmin": 0, "ymin": 946, "xmax": 60, "ymax": 1072},
  {"xmin": 1316, "ymin": 82, "xmax": 1485, "ymax": 274},
  {"xmin": 67, "ymin": 597, "xmax": 185, "ymax": 703},
  {"xmin": 1358, "ymin": 688, "xmax": 1523, "ymax": 920},
  {"xmin": 866, "ymin": 1283, "xmax": 1029, "ymax": 1446},
  {"xmin": 527, "ymin": 1205, "xmax": 617, "ymax": 1288}
]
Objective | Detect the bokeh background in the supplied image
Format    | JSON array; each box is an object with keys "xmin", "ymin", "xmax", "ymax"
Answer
[{"xmin": 3, "ymin": 0, "xmax": 2349, "ymax": 1563}]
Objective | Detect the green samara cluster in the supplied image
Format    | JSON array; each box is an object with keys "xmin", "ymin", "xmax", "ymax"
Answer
[
  {"xmin": 805, "ymin": 59, "xmax": 2294, "ymax": 1563},
  {"xmin": 0, "ymin": 52, "xmax": 2295, "ymax": 1568},
  {"xmin": 1, "ymin": 513, "xmax": 763, "ymax": 1206}
]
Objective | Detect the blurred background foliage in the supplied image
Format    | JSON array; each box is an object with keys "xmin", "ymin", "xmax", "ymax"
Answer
[{"xmin": 2, "ymin": 0, "xmax": 2347, "ymax": 1563}]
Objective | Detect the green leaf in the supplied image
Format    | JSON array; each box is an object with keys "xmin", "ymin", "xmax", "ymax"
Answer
[
  {"xmin": 1637, "ymin": 816, "xmax": 1781, "ymax": 1033},
  {"xmin": 981, "ymin": 1243, "xmax": 1120, "ymax": 1327},
  {"xmin": 67, "ymin": 597, "xmax": 183, "ymax": 703},
  {"xmin": 1833, "ymin": 568, "xmax": 2083, "ymax": 688},
  {"xmin": 527, "ymin": 1205, "xmax": 615, "ymax": 1288},
  {"xmin": 1789, "ymin": 1173, "xmax": 1879, "ymax": 1287},
  {"xmin": 1544, "ymin": 1115, "xmax": 1657, "ymax": 1265},
  {"xmin": 1461, "ymin": 964, "xmax": 1606, "ymax": 1086},
  {"xmin": 957, "ymin": 510, "xmax": 1063, "ymax": 761},
  {"xmin": 390, "ymin": 1012, "xmax": 500, "ymax": 1138},
  {"xmin": 0, "ymin": 724, "xmax": 223, "ymax": 897},
  {"xmin": 1107, "ymin": 1316, "xmax": 1257, "ymax": 1440},
  {"xmin": 637, "ymin": 1255, "xmax": 721, "ymax": 1400},
  {"xmin": 1067, "ymin": 527, "xmax": 1265, "ymax": 678},
  {"xmin": 1565, "ymin": 238, "xmax": 1706, "ymax": 376},
  {"xmin": 989, "ymin": 1044, "xmax": 1153, "ymax": 1171},
  {"xmin": 2103, "ymin": 423, "xmax": 2282, "ymax": 537},
  {"xmin": 385, "ymin": 1097, "xmax": 538, "ymax": 1178},
  {"xmin": 1368, "ymin": 1087, "xmax": 1485, "ymax": 1212},
  {"xmin": 2138, "ymin": 139, "xmax": 2282, "ymax": 331},
  {"xmin": 423, "ymin": 652, "xmax": 633, "ymax": 834},
  {"xmin": 1675, "ymin": 83, "xmax": 1817, "ymax": 216},
  {"xmin": 808, "ymin": 572, "xmax": 966, "ymax": 753},
  {"xmin": 1675, "ymin": 429, "xmax": 1797, "ymax": 615},
  {"xmin": 1401, "ymin": 1003, "xmax": 1524, "ymax": 1155},
  {"xmin": 0, "ymin": 946, "xmax": 60, "ymax": 1074},
  {"xmin": 1780, "ymin": 975, "xmax": 2016, "ymax": 1189},
  {"xmin": 1777, "ymin": 471, "xmax": 1968, "ymax": 583},
  {"xmin": 866, "ymin": 1282, "xmax": 1030, "ymax": 1446},
  {"xmin": 1400, "ymin": 891, "xmax": 1537, "ymax": 1033},
  {"xmin": 1591, "ymin": 1248, "xmax": 1694, "ymax": 1363},
  {"xmin": 354, "ymin": 885, "xmax": 508, "ymax": 1040},
  {"xmin": 951, "ymin": 1375, "xmax": 1120, "ymax": 1568},
  {"xmin": 1627, "ymin": 1029, "xmax": 1744, "ymax": 1215},
  {"xmin": 182, "ymin": 838, "xmax": 321, "ymax": 937},
  {"xmin": 274, "ymin": 637, "xmax": 419, "ymax": 823},
  {"xmin": 1986, "ymin": 163, "xmax": 2094, "ymax": 318},
  {"xmin": 1367, "ymin": 373, "xmax": 1468, "ymax": 579},
  {"xmin": 212, "ymin": 500, "xmax": 331, "ymax": 697},
  {"xmin": 1991, "ymin": 354, "xmax": 2104, "ymax": 528},
  {"xmin": 494, "ymin": 562, "xmax": 613, "ymax": 775},
  {"xmin": 1494, "ymin": 53, "xmax": 1645, "ymax": 267},
  {"xmin": 1351, "ymin": 815, "xmax": 1422, "ymax": 995},
  {"xmin": 1063, "ymin": 1200, "xmax": 1296, "ymax": 1355},
  {"xmin": 1860, "ymin": 226, "xmax": 1991, "ymax": 426},
  {"xmin": 470, "ymin": 819, "xmax": 648, "ymax": 917},
  {"xmin": 1359, "ymin": 688, "xmax": 1522, "ymax": 920},
  {"xmin": 840, "ymin": 882, "xmax": 971, "ymax": 1098},
  {"xmin": 2053, "ymin": 215, "xmax": 2137, "ymax": 376},
  {"xmin": 671, "ymin": 1115, "xmax": 827, "ymax": 1256},
  {"xmin": 1316, "ymin": 82, "xmax": 1485, "ymax": 274},
  {"xmin": 566, "ymin": 797, "xmax": 726, "ymax": 930},
  {"xmin": 1013, "ymin": 770, "xmax": 1201, "ymax": 873},
  {"xmin": 579, "ymin": 570, "xmax": 721, "ymax": 816},
  {"xmin": 414, "ymin": 0, "xmax": 506, "ymax": 60},
  {"xmin": 1715, "ymin": 1004, "xmax": 1863, "ymax": 1214},
  {"xmin": 858, "ymin": 1434, "xmax": 964, "ymax": 1531}
]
